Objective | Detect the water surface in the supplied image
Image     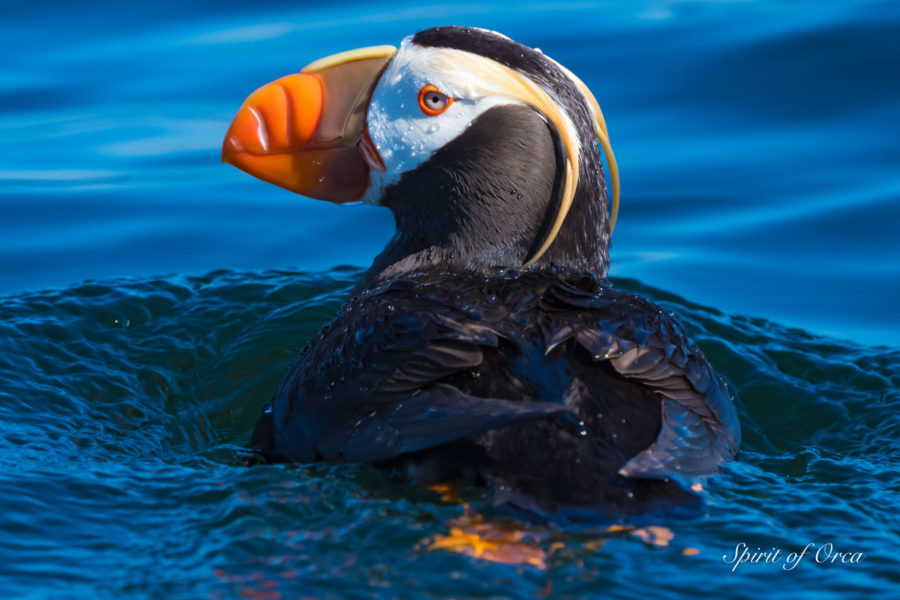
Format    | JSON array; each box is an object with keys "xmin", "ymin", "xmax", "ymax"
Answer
[{"xmin": 1, "ymin": 1, "xmax": 898, "ymax": 598}]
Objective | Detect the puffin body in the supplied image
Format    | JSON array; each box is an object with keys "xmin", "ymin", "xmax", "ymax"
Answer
[{"xmin": 224, "ymin": 26, "xmax": 740, "ymax": 516}]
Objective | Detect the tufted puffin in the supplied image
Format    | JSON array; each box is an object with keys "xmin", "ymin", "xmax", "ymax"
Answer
[{"xmin": 222, "ymin": 26, "xmax": 740, "ymax": 518}]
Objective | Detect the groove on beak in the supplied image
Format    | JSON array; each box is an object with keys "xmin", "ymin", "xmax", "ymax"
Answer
[{"xmin": 223, "ymin": 45, "xmax": 397, "ymax": 204}]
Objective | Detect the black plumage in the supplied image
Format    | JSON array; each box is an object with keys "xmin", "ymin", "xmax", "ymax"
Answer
[
  {"xmin": 249, "ymin": 26, "xmax": 740, "ymax": 518},
  {"xmin": 364, "ymin": 102, "xmax": 605, "ymax": 287},
  {"xmin": 253, "ymin": 268, "xmax": 739, "ymax": 516}
]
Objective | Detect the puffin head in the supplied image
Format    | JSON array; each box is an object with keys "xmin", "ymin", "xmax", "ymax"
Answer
[{"xmin": 223, "ymin": 26, "xmax": 619, "ymax": 280}]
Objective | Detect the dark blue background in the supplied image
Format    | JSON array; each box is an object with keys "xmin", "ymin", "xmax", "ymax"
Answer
[{"xmin": 3, "ymin": 0, "xmax": 898, "ymax": 347}]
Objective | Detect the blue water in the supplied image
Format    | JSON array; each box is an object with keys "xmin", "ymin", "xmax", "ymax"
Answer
[{"xmin": 1, "ymin": 1, "xmax": 898, "ymax": 598}]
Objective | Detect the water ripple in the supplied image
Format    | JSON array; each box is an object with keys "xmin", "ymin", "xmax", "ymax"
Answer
[{"xmin": 0, "ymin": 269, "xmax": 897, "ymax": 598}]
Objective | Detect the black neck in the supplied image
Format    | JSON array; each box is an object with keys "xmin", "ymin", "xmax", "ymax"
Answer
[{"xmin": 358, "ymin": 104, "xmax": 609, "ymax": 290}]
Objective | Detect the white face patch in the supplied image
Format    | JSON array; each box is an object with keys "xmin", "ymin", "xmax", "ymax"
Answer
[
  {"xmin": 362, "ymin": 37, "xmax": 577, "ymax": 205},
  {"xmin": 355, "ymin": 30, "xmax": 618, "ymax": 266}
]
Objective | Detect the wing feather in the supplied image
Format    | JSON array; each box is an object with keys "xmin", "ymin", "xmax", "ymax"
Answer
[{"xmin": 545, "ymin": 279, "xmax": 740, "ymax": 478}]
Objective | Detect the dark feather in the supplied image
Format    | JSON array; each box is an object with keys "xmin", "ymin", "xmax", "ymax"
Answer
[{"xmin": 257, "ymin": 269, "xmax": 740, "ymax": 514}]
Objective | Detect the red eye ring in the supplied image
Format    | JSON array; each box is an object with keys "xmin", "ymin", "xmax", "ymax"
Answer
[{"xmin": 418, "ymin": 84, "xmax": 453, "ymax": 116}]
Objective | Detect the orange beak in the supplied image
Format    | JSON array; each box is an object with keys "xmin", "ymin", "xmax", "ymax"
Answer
[{"xmin": 222, "ymin": 45, "xmax": 397, "ymax": 203}]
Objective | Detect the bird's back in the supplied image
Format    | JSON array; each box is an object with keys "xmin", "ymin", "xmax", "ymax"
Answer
[{"xmin": 253, "ymin": 268, "xmax": 740, "ymax": 517}]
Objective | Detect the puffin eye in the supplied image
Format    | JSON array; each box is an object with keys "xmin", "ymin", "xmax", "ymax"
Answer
[{"xmin": 418, "ymin": 84, "xmax": 453, "ymax": 116}]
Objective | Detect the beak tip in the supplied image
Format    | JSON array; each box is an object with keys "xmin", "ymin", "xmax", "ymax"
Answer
[{"xmin": 221, "ymin": 136, "xmax": 240, "ymax": 166}]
